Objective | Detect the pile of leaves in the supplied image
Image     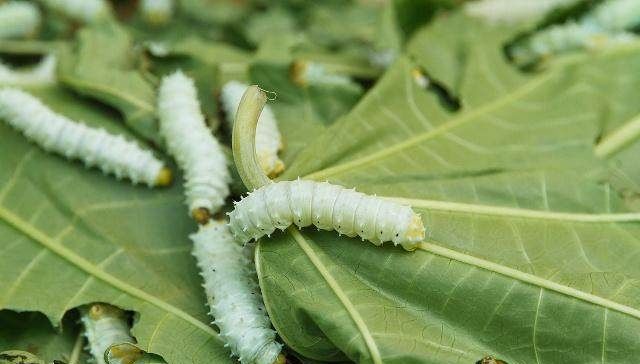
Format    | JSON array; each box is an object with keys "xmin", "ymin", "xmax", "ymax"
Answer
[{"xmin": 2, "ymin": 0, "xmax": 640, "ymax": 363}]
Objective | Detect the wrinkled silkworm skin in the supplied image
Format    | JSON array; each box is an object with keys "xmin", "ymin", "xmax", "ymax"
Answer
[
  {"xmin": 158, "ymin": 71, "xmax": 230, "ymax": 222},
  {"xmin": 0, "ymin": 88, "xmax": 170, "ymax": 187},
  {"xmin": 140, "ymin": 0, "xmax": 173, "ymax": 25},
  {"xmin": 191, "ymin": 221, "xmax": 284, "ymax": 364},
  {"xmin": 0, "ymin": 55, "xmax": 56, "ymax": 86},
  {"xmin": 511, "ymin": 22, "xmax": 635, "ymax": 63},
  {"xmin": 465, "ymin": 0, "xmax": 580, "ymax": 25},
  {"xmin": 80, "ymin": 304, "xmax": 136, "ymax": 364},
  {"xmin": 37, "ymin": 0, "xmax": 112, "ymax": 23},
  {"xmin": 0, "ymin": 2, "xmax": 41, "ymax": 39},
  {"xmin": 220, "ymin": 81, "xmax": 284, "ymax": 178},
  {"xmin": 228, "ymin": 180, "xmax": 425, "ymax": 251}
]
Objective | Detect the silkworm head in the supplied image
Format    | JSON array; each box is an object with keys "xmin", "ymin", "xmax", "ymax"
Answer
[{"xmin": 405, "ymin": 214, "xmax": 425, "ymax": 241}]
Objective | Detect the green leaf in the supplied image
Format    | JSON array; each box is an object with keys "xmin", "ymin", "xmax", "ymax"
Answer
[
  {"xmin": 304, "ymin": 2, "xmax": 381, "ymax": 49},
  {"xmin": 0, "ymin": 310, "xmax": 85, "ymax": 363},
  {"xmin": 257, "ymin": 12, "xmax": 640, "ymax": 364},
  {"xmin": 57, "ymin": 21, "xmax": 159, "ymax": 143},
  {"xmin": 0, "ymin": 86, "xmax": 233, "ymax": 364},
  {"xmin": 244, "ymin": 6, "xmax": 297, "ymax": 47},
  {"xmin": 373, "ymin": 0, "xmax": 470, "ymax": 58}
]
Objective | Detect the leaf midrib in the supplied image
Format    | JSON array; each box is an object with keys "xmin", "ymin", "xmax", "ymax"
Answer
[
  {"xmin": 302, "ymin": 43, "xmax": 640, "ymax": 182},
  {"xmin": 0, "ymin": 205, "xmax": 221, "ymax": 343},
  {"xmin": 303, "ymin": 70, "xmax": 554, "ymax": 181},
  {"xmin": 385, "ymin": 196, "xmax": 640, "ymax": 222},
  {"xmin": 418, "ymin": 241, "xmax": 640, "ymax": 320},
  {"xmin": 289, "ymin": 229, "xmax": 383, "ymax": 364}
]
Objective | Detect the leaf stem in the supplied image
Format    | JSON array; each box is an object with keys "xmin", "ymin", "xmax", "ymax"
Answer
[
  {"xmin": 232, "ymin": 85, "xmax": 272, "ymax": 191},
  {"xmin": 595, "ymin": 113, "xmax": 640, "ymax": 158}
]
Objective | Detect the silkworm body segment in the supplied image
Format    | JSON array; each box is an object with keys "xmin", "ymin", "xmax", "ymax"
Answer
[
  {"xmin": 0, "ymin": 1, "xmax": 41, "ymax": 39},
  {"xmin": 220, "ymin": 81, "xmax": 284, "ymax": 178},
  {"xmin": 191, "ymin": 221, "xmax": 283, "ymax": 364},
  {"xmin": 158, "ymin": 71, "xmax": 230, "ymax": 221},
  {"xmin": 0, "ymin": 87, "xmax": 170, "ymax": 187},
  {"xmin": 228, "ymin": 180, "xmax": 425, "ymax": 251},
  {"xmin": 80, "ymin": 304, "xmax": 135, "ymax": 364}
]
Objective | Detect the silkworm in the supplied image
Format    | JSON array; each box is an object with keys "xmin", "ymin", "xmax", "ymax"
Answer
[
  {"xmin": 511, "ymin": 0, "xmax": 640, "ymax": 63},
  {"xmin": 511, "ymin": 22, "xmax": 635, "ymax": 63},
  {"xmin": 228, "ymin": 180, "xmax": 425, "ymax": 251},
  {"xmin": 0, "ymin": 55, "xmax": 56, "ymax": 86},
  {"xmin": 0, "ymin": 87, "xmax": 171, "ymax": 187},
  {"xmin": 79, "ymin": 304, "xmax": 137, "ymax": 364},
  {"xmin": 220, "ymin": 81, "xmax": 284, "ymax": 178},
  {"xmin": 0, "ymin": 1, "xmax": 41, "ymax": 39},
  {"xmin": 583, "ymin": 0, "xmax": 640, "ymax": 31},
  {"xmin": 191, "ymin": 220, "xmax": 284, "ymax": 364},
  {"xmin": 158, "ymin": 71, "xmax": 230, "ymax": 223},
  {"xmin": 290, "ymin": 61, "xmax": 355, "ymax": 87},
  {"xmin": 465, "ymin": 0, "xmax": 580, "ymax": 24},
  {"xmin": 411, "ymin": 68, "xmax": 430, "ymax": 89},
  {"xmin": 37, "ymin": 0, "xmax": 111, "ymax": 23},
  {"xmin": 140, "ymin": 0, "xmax": 173, "ymax": 25},
  {"xmin": 369, "ymin": 48, "xmax": 397, "ymax": 69}
]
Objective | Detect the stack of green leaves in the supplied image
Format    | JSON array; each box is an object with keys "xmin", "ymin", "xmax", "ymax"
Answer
[{"xmin": 2, "ymin": 1, "xmax": 640, "ymax": 363}]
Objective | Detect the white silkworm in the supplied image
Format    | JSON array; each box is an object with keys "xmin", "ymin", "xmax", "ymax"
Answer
[
  {"xmin": 411, "ymin": 68, "xmax": 430, "ymax": 89},
  {"xmin": 0, "ymin": 1, "xmax": 41, "ymax": 39},
  {"xmin": 220, "ymin": 81, "xmax": 284, "ymax": 178},
  {"xmin": 228, "ymin": 180, "xmax": 425, "ymax": 251},
  {"xmin": 512, "ymin": 22, "xmax": 635, "ymax": 62},
  {"xmin": 140, "ymin": 0, "xmax": 174, "ymax": 25},
  {"xmin": 465, "ymin": 0, "xmax": 581, "ymax": 24},
  {"xmin": 191, "ymin": 221, "xmax": 283, "ymax": 364},
  {"xmin": 0, "ymin": 55, "xmax": 56, "ymax": 86},
  {"xmin": 158, "ymin": 71, "xmax": 230, "ymax": 223},
  {"xmin": 291, "ymin": 61, "xmax": 355, "ymax": 87},
  {"xmin": 369, "ymin": 48, "xmax": 397, "ymax": 69},
  {"xmin": 80, "ymin": 304, "xmax": 136, "ymax": 364},
  {"xmin": 512, "ymin": 0, "xmax": 640, "ymax": 62},
  {"xmin": 37, "ymin": 0, "xmax": 111, "ymax": 23},
  {"xmin": 583, "ymin": 0, "xmax": 640, "ymax": 31},
  {"xmin": 0, "ymin": 87, "xmax": 170, "ymax": 187}
]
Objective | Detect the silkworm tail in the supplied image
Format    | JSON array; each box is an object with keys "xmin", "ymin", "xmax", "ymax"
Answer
[{"xmin": 154, "ymin": 166, "xmax": 173, "ymax": 186}]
